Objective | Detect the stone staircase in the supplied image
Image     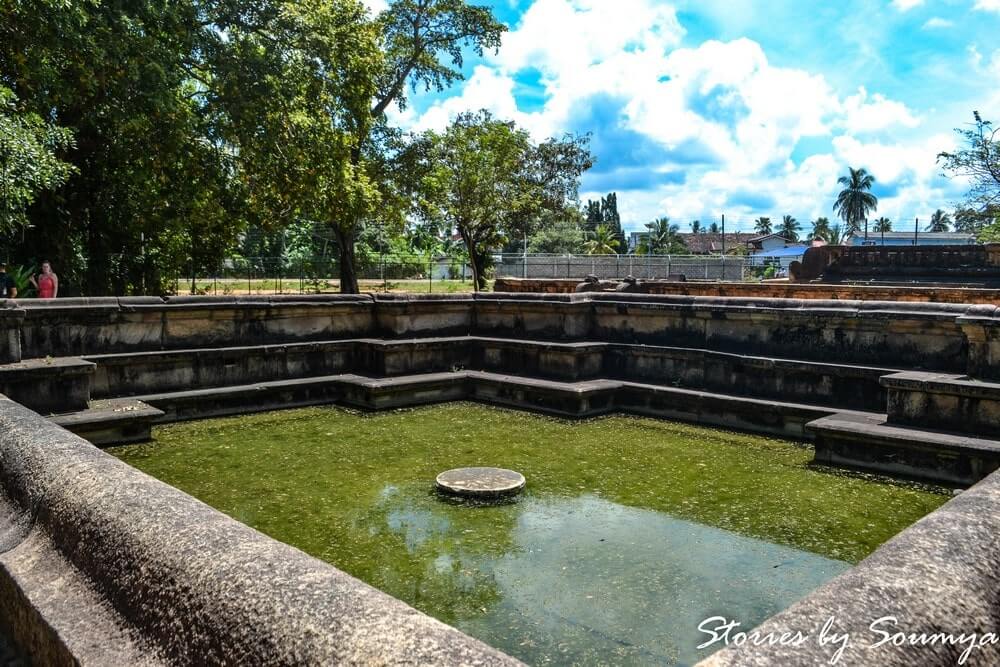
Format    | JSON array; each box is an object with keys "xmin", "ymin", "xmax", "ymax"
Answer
[{"xmin": 1, "ymin": 293, "xmax": 998, "ymax": 485}]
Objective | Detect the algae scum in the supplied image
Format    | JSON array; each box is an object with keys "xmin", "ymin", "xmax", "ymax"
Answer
[{"xmin": 111, "ymin": 404, "xmax": 947, "ymax": 665}]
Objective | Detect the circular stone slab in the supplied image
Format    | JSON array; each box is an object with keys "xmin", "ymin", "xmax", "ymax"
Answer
[{"xmin": 436, "ymin": 467, "xmax": 526, "ymax": 499}]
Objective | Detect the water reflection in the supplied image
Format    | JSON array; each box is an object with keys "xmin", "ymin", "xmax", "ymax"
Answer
[{"xmin": 376, "ymin": 490, "xmax": 849, "ymax": 666}]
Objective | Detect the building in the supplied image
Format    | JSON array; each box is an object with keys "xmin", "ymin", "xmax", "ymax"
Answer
[
  {"xmin": 848, "ymin": 231, "xmax": 977, "ymax": 246},
  {"xmin": 627, "ymin": 231, "xmax": 753, "ymax": 254},
  {"xmin": 746, "ymin": 233, "xmax": 809, "ymax": 270}
]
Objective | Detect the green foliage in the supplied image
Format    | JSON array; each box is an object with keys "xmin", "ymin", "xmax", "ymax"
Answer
[
  {"xmin": 528, "ymin": 218, "xmax": 585, "ymax": 254},
  {"xmin": 809, "ymin": 217, "xmax": 831, "ymax": 241},
  {"xmin": 636, "ymin": 217, "xmax": 687, "ymax": 254},
  {"xmin": 0, "ymin": 87, "xmax": 75, "ymax": 234},
  {"xmin": 583, "ymin": 224, "xmax": 621, "ymax": 255},
  {"xmin": 873, "ymin": 216, "xmax": 892, "ymax": 233},
  {"xmin": 925, "ymin": 209, "xmax": 951, "ymax": 233},
  {"xmin": 778, "ymin": 214, "xmax": 800, "ymax": 242},
  {"xmin": 582, "ymin": 192, "xmax": 624, "ymax": 249},
  {"xmin": 833, "ymin": 167, "xmax": 878, "ymax": 234},
  {"xmin": 753, "ymin": 217, "xmax": 772, "ymax": 236},
  {"xmin": 412, "ymin": 109, "xmax": 593, "ymax": 290},
  {"xmin": 5, "ymin": 264, "xmax": 36, "ymax": 297},
  {"xmin": 938, "ymin": 112, "xmax": 1000, "ymax": 213}
]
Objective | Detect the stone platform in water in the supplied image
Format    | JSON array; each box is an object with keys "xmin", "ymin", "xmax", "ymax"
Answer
[{"xmin": 436, "ymin": 467, "xmax": 526, "ymax": 499}]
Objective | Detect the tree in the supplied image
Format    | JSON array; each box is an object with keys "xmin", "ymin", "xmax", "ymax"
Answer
[
  {"xmin": 809, "ymin": 217, "xmax": 832, "ymax": 241},
  {"xmin": 926, "ymin": 209, "xmax": 952, "ymax": 232},
  {"xmin": 691, "ymin": 220, "xmax": 702, "ymax": 234},
  {"xmin": 874, "ymin": 217, "xmax": 892, "ymax": 233},
  {"xmin": 826, "ymin": 223, "xmax": 850, "ymax": 245},
  {"xmin": 583, "ymin": 192, "xmax": 625, "ymax": 249},
  {"xmin": 754, "ymin": 217, "xmax": 773, "ymax": 236},
  {"xmin": 583, "ymin": 225, "xmax": 620, "ymax": 255},
  {"xmin": 636, "ymin": 217, "xmax": 687, "ymax": 254},
  {"xmin": 324, "ymin": 0, "xmax": 508, "ymax": 293},
  {"xmin": 778, "ymin": 215, "xmax": 800, "ymax": 242},
  {"xmin": 528, "ymin": 217, "xmax": 585, "ymax": 254},
  {"xmin": 938, "ymin": 112, "xmax": 1000, "ymax": 213},
  {"xmin": 833, "ymin": 167, "xmax": 878, "ymax": 237},
  {"xmin": 954, "ymin": 206, "xmax": 999, "ymax": 235},
  {"xmin": 709, "ymin": 221, "xmax": 720, "ymax": 234},
  {"xmin": 413, "ymin": 110, "xmax": 593, "ymax": 290},
  {"xmin": 0, "ymin": 87, "xmax": 75, "ymax": 235}
]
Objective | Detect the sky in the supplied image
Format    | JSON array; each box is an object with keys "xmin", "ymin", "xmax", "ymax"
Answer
[{"xmin": 366, "ymin": 0, "xmax": 1000, "ymax": 234}]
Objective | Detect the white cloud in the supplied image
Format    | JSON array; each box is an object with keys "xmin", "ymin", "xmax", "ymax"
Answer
[
  {"xmin": 973, "ymin": 0, "xmax": 1000, "ymax": 12},
  {"xmin": 891, "ymin": 0, "xmax": 924, "ymax": 10},
  {"xmin": 922, "ymin": 17, "xmax": 954, "ymax": 29},
  {"xmin": 361, "ymin": 0, "xmax": 388, "ymax": 15},
  {"xmin": 841, "ymin": 87, "xmax": 920, "ymax": 132},
  {"xmin": 403, "ymin": 0, "xmax": 953, "ymax": 229}
]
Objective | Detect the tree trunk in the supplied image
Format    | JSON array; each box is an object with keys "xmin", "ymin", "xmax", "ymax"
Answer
[
  {"xmin": 334, "ymin": 227, "xmax": 360, "ymax": 294},
  {"xmin": 459, "ymin": 227, "xmax": 481, "ymax": 292}
]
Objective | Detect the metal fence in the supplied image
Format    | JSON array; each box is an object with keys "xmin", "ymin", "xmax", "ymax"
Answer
[
  {"xmin": 173, "ymin": 253, "xmax": 755, "ymax": 295},
  {"xmin": 494, "ymin": 254, "xmax": 752, "ymax": 281}
]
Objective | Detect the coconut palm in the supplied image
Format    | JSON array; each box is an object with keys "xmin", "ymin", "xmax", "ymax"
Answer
[
  {"xmin": 874, "ymin": 217, "xmax": 892, "ymax": 233},
  {"xmin": 809, "ymin": 217, "xmax": 832, "ymax": 241},
  {"xmin": 691, "ymin": 220, "xmax": 702, "ymax": 234},
  {"xmin": 826, "ymin": 223, "xmax": 850, "ymax": 245},
  {"xmin": 709, "ymin": 222, "xmax": 720, "ymax": 234},
  {"xmin": 833, "ymin": 167, "xmax": 878, "ymax": 237},
  {"xmin": 637, "ymin": 217, "xmax": 686, "ymax": 254},
  {"xmin": 926, "ymin": 209, "xmax": 952, "ymax": 232},
  {"xmin": 779, "ymin": 215, "xmax": 801, "ymax": 242},
  {"xmin": 754, "ymin": 217, "xmax": 773, "ymax": 236},
  {"xmin": 583, "ymin": 225, "xmax": 621, "ymax": 255}
]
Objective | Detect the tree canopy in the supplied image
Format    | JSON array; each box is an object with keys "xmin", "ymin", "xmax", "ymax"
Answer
[
  {"xmin": 939, "ymin": 112, "xmax": 1000, "ymax": 214},
  {"xmin": 833, "ymin": 167, "xmax": 878, "ymax": 236},
  {"xmin": 410, "ymin": 109, "xmax": 593, "ymax": 290}
]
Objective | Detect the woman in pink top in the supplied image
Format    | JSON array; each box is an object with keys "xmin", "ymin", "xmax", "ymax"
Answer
[{"xmin": 29, "ymin": 261, "xmax": 58, "ymax": 299}]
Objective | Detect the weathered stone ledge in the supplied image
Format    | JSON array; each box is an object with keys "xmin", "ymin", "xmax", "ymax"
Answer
[
  {"xmin": 0, "ymin": 395, "xmax": 522, "ymax": 665},
  {"xmin": 698, "ymin": 465, "xmax": 1000, "ymax": 666}
]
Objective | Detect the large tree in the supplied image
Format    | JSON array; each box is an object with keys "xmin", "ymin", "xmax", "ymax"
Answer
[
  {"xmin": 0, "ymin": 87, "xmax": 75, "ymax": 237},
  {"xmin": 938, "ymin": 112, "xmax": 1000, "ymax": 213},
  {"xmin": 323, "ymin": 0, "xmax": 507, "ymax": 293},
  {"xmin": 833, "ymin": 167, "xmax": 878, "ymax": 237},
  {"xmin": 413, "ymin": 110, "xmax": 593, "ymax": 290}
]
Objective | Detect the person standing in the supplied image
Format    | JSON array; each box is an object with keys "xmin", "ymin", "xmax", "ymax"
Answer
[
  {"xmin": 0, "ymin": 263, "xmax": 17, "ymax": 299},
  {"xmin": 29, "ymin": 261, "xmax": 58, "ymax": 299}
]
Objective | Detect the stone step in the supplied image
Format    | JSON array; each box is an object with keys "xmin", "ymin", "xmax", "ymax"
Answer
[
  {"xmin": 68, "ymin": 335, "xmax": 900, "ymax": 412},
  {"xmin": 48, "ymin": 399, "xmax": 164, "ymax": 446},
  {"xmin": 808, "ymin": 411, "xmax": 1000, "ymax": 486}
]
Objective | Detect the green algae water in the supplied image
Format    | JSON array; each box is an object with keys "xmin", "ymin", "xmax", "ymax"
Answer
[{"xmin": 110, "ymin": 404, "xmax": 947, "ymax": 665}]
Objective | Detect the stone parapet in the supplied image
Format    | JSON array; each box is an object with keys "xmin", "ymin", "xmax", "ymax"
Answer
[{"xmin": 0, "ymin": 396, "xmax": 521, "ymax": 665}]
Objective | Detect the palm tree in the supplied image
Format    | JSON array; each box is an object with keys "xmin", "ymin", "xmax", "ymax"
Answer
[
  {"xmin": 926, "ymin": 209, "xmax": 952, "ymax": 232},
  {"xmin": 637, "ymin": 217, "xmax": 686, "ymax": 254},
  {"xmin": 754, "ymin": 217, "xmax": 773, "ymax": 236},
  {"xmin": 874, "ymin": 217, "xmax": 892, "ymax": 233},
  {"xmin": 779, "ymin": 215, "xmax": 801, "ymax": 242},
  {"xmin": 826, "ymin": 223, "xmax": 850, "ymax": 245},
  {"xmin": 709, "ymin": 222, "xmax": 720, "ymax": 234},
  {"xmin": 583, "ymin": 225, "xmax": 621, "ymax": 255},
  {"xmin": 691, "ymin": 220, "xmax": 702, "ymax": 234},
  {"xmin": 809, "ymin": 217, "xmax": 832, "ymax": 242},
  {"xmin": 833, "ymin": 167, "xmax": 878, "ymax": 239}
]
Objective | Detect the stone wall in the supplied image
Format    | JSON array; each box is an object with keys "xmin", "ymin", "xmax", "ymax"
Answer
[
  {"xmin": 791, "ymin": 242, "xmax": 1000, "ymax": 284},
  {"xmin": 493, "ymin": 277, "xmax": 1000, "ymax": 303},
  {"xmin": 2, "ymin": 293, "xmax": 997, "ymax": 381},
  {"xmin": 0, "ymin": 395, "xmax": 521, "ymax": 665}
]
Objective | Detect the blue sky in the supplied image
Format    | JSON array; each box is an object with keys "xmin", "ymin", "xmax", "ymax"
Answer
[{"xmin": 368, "ymin": 0, "xmax": 1000, "ymax": 233}]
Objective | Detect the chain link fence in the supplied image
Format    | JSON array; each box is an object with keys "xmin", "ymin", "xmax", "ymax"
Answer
[
  {"xmin": 494, "ymin": 254, "xmax": 752, "ymax": 281},
  {"xmin": 174, "ymin": 253, "xmax": 755, "ymax": 295}
]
